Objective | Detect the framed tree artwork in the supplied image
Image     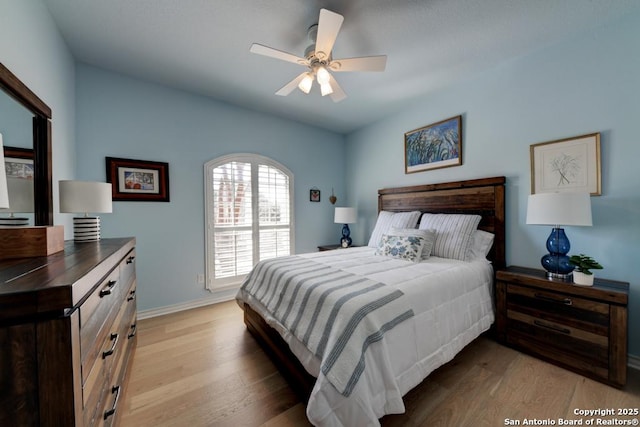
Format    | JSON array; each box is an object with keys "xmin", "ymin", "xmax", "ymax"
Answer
[{"xmin": 404, "ymin": 115, "xmax": 462, "ymax": 174}]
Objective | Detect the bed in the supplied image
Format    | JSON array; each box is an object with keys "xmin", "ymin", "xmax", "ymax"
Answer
[{"xmin": 237, "ymin": 176, "xmax": 506, "ymax": 426}]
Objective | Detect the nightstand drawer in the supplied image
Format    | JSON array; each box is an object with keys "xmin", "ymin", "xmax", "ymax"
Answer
[
  {"xmin": 506, "ymin": 309, "xmax": 608, "ymax": 346},
  {"xmin": 506, "ymin": 283, "xmax": 609, "ymax": 336}
]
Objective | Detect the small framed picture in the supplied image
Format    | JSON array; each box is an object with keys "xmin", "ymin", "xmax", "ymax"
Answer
[
  {"xmin": 4, "ymin": 146, "xmax": 34, "ymax": 179},
  {"xmin": 310, "ymin": 188, "xmax": 321, "ymax": 202},
  {"xmin": 106, "ymin": 157, "xmax": 170, "ymax": 202},
  {"xmin": 530, "ymin": 132, "xmax": 601, "ymax": 195}
]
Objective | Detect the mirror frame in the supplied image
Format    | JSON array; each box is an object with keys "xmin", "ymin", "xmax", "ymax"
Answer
[{"xmin": 0, "ymin": 63, "xmax": 53, "ymax": 225}]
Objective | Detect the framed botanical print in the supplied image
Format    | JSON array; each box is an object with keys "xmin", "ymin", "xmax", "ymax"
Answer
[{"xmin": 530, "ymin": 133, "xmax": 601, "ymax": 195}]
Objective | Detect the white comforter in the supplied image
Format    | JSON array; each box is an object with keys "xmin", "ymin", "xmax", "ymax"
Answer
[{"xmin": 236, "ymin": 247, "xmax": 494, "ymax": 427}]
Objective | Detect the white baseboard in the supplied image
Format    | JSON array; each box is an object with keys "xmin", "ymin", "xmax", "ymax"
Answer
[
  {"xmin": 138, "ymin": 288, "xmax": 237, "ymax": 320},
  {"xmin": 629, "ymin": 353, "xmax": 640, "ymax": 371}
]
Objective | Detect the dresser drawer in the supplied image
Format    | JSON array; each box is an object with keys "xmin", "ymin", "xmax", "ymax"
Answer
[
  {"xmin": 80, "ymin": 251, "xmax": 135, "ymax": 369},
  {"xmin": 120, "ymin": 249, "xmax": 136, "ymax": 291},
  {"xmin": 82, "ymin": 279, "xmax": 136, "ymax": 426},
  {"xmin": 99, "ymin": 291, "xmax": 137, "ymax": 427}
]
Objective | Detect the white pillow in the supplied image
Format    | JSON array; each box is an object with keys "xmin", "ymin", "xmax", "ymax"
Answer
[
  {"xmin": 374, "ymin": 234, "xmax": 425, "ymax": 262},
  {"xmin": 466, "ymin": 230, "xmax": 495, "ymax": 261},
  {"xmin": 367, "ymin": 210, "xmax": 421, "ymax": 248},
  {"xmin": 389, "ymin": 227, "xmax": 437, "ymax": 260},
  {"xmin": 418, "ymin": 213, "xmax": 481, "ymax": 261}
]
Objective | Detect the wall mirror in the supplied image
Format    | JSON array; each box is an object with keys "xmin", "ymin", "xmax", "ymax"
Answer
[{"xmin": 0, "ymin": 63, "xmax": 52, "ymax": 226}]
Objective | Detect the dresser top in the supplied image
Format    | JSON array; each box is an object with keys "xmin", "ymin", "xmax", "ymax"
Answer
[{"xmin": 0, "ymin": 237, "xmax": 135, "ymax": 320}]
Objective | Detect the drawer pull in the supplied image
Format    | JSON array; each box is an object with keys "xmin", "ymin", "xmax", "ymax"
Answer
[
  {"xmin": 533, "ymin": 320, "xmax": 571, "ymax": 335},
  {"xmin": 128, "ymin": 323, "xmax": 137, "ymax": 339},
  {"xmin": 103, "ymin": 385, "xmax": 121, "ymax": 420},
  {"xmin": 533, "ymin": 293, "xmax": 572, "ymax": 306},
  {"xmin": 99, "ymin": 280, "xmax": 118, "ymax": 297},
  {"xmin": 127, "ymin": 288, "xmax": 137, "ymax": 302},
  {"xmin": 102, "ymin": 333, "xmax": 119, "ymax": 358},
  {"xmin": 126, "ymin": 255, "xmax": 136, "ymax": 264}
]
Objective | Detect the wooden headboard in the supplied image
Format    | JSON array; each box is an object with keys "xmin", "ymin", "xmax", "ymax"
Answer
[{"xmin": 378, "ymin": 176, "xmax": 506, "ymax": 269}]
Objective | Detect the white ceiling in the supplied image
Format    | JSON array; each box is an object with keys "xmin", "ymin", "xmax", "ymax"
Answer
[{"xmin": 43, "ymin": 0, "xmax": 640, "ymax": 134}]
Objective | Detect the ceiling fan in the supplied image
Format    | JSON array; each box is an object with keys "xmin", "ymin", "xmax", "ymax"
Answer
[{"xmin": 250, "ymin": 8, "xmax": 387, "ymax": 102}]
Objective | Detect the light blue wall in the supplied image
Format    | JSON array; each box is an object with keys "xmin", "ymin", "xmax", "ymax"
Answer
[
  {"xmin": 5, "ymin": 0, "xmax": 638, "ymax": 356},
  {"xmin": 75, "ymin": 64, "xmax": 345, "ymax": 311},
  {"xmin": 0, "ymin": 0, "xmax": 76, "ymax": 231},
  {"xmin": 346, "ymin": 12, "xmax": 640, "ymax": 355}
]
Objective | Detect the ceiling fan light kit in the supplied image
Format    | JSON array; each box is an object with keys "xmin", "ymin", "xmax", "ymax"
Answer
[
  {"xmin": 250, "ymin": 8, "xmax": 387, "ymax": 102},
  {"xmin": 298, "ymin": 73, "xmax": 314, "ymax": 94}
]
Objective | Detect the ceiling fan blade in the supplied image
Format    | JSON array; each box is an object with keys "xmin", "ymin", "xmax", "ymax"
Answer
[
  {"xmin": 315, "ymin": 9, "xmax": 344, "ymax": 61},
  {"xmin": 330, "ymin": 55, "xmax": 387, "ymax": 72},
  {"xmin": 275, "ymin": 72, "xmax": 309, "ymax": 96},
  {"xmin": 328, "ymin": 75, "xmax": 347, "ymax": 103},
  {"xmin": 250, "ymin": 43, "xmax": 309, "ymax": 66}
]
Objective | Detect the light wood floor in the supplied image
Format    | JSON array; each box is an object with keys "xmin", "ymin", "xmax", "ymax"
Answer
[{"xmin": 120, "ymin": 301, "xmax": 640, "ymax": 426}]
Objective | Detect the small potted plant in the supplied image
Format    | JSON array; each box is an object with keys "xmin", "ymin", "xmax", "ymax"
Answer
[{"xmin": 569, "ymin": 254, "xmax": 603, "ymax": 286}]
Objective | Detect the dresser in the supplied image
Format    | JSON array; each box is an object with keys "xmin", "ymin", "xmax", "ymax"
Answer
[
  {"xmin": 495, "ymin": 266, "xmax": 628, "ymax": 387},
  {"xmin": 0, "ymin": 237, "xmax": 137, "ymax": 426}
]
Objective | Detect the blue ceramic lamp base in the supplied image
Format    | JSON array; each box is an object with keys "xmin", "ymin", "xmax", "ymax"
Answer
[
  {"xmin": 541, "ymin": 227, "xmax": 574, "ymax": 280},
  {"xmin": 340, "ymin": 224, "xmax": 352, "ymax": 248}
]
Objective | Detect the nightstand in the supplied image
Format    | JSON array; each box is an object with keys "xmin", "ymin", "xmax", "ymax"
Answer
[
  {"xmin": 495, "ymin": 266, "xmax": 629, "ymax": 387},
  {"xmin": 317, "ymin": 244, "xmax": 359, "ymax": 251}
]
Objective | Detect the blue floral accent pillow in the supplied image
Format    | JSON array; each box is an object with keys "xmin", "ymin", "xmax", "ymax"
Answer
[{"xmin": 375, "ymin": 234, "xmax": 425, "ymax": 262}]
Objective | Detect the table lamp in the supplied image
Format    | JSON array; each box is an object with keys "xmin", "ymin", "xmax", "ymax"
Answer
[
  {"xmin": 0, "ymin": 177, "xmax": 34, "ymax": 226},
  {"xmin": 526, "ymin": 192, "xmax": 592, "ymax": 279},
  {"xmin": 59, "ymin": 180, "xmax": 112, "ymax": 241},
  {"xmin": 334, "ymin": 207, "xmax": 356, "ymax": 248}
]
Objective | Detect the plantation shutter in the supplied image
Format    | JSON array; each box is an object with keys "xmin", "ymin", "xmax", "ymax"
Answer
[{"xmin": 206, "ymin": 155, "xmax": 293, "ymax": 289}]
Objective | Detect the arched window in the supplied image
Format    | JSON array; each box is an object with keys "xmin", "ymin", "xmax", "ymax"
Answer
[{"xmin": 204, "ymin": 154, "xmax": 294, "ymax": 290}]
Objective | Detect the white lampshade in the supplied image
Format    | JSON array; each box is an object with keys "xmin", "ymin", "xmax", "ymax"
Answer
[
  {"xmin": 0, "ymin": 134, "xmax": 9, "ymax": 209},
  {"xmin": 298, "ymin": 73, "xmax": 313, "ymax": 94},
  {"xmin": 316, "ymin": 66, "xmax": 331, "ymax": 85},
  {"xmin": 6, "ymin": 177, "xmax": 34, "ymax": 213},
  {"xmin": 334, "ymin": 207, "xmax": 357, "ymax": 224},
  {"xmin": 59, "ymin": 180, "xmax": 113, "ymax": 214},
  {"xmin": 60, "ymin": 180, "xmax": 112, "ymax": 241},
  {"xmin": 320, "ymin": 82, "xmax": 333, "ymax": 96},
  {"xmin": 526, "ymin": 192, "xmax": 592, "ymax": 226}
]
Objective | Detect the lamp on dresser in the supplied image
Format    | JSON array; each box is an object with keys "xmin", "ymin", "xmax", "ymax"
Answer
[
  {"xmin": 526, "ymin": 192, "xmax": 592, "ymax": 279},
  {"xmin": 59, "ymin": 180, "xmax": 113, "ymax": 241},
  {"xmin": 0, "ymin": 177, "xmax": 34, "ymax": 226},
  {"xmin": 334, "ymin": 207, "xmax": 357, "ymax": 248}
]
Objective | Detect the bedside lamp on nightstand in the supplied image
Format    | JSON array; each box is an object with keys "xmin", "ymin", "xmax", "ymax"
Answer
[
  {"xmin": 526, "ymin": 192, "xmax": 592, "ymax": 280},
  {"xmin": 334, "ymin": 207, "xmax": 356, "ymax": 248}
]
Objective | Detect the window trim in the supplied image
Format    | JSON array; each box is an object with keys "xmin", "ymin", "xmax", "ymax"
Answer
[{"xmin": 204, "ymin": 153, "xmax": 295, "ymax": 290}]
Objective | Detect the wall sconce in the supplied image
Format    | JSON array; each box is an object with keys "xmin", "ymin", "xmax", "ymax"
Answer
[{"xmin": 59, "ymin": 180, "xmax": 113, "ymax": 241}]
